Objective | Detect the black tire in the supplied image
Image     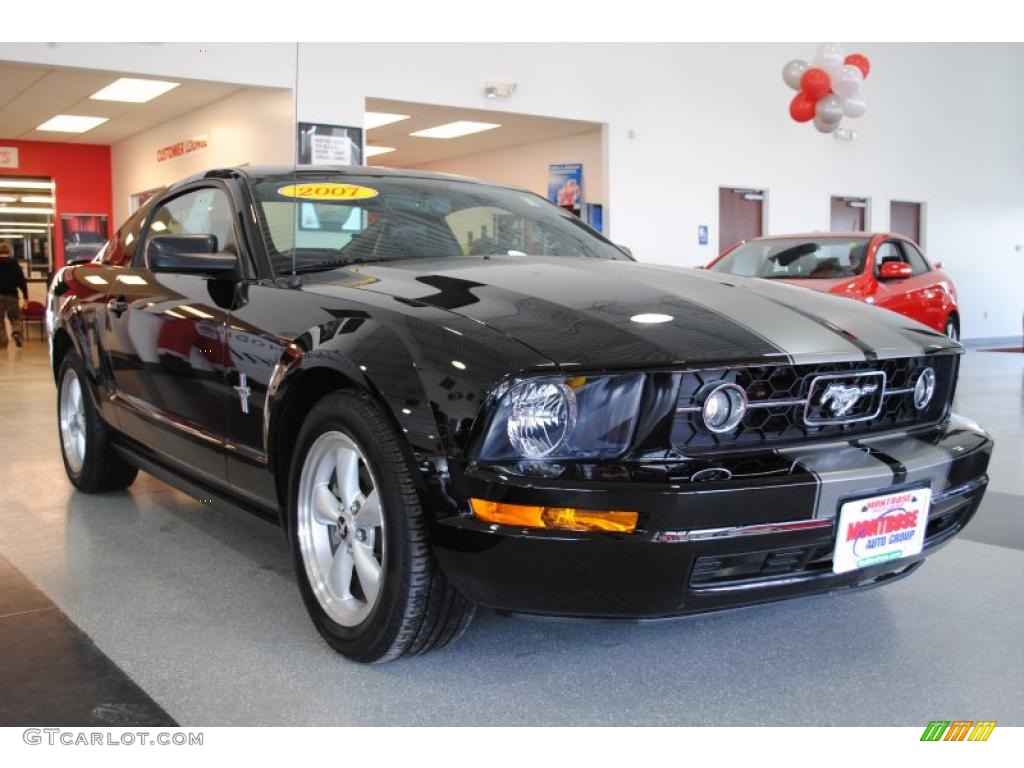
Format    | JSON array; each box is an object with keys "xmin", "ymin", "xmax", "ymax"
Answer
[
  {"xmin": 288, "ymin": 389, "xmax": 475, "ymax": 663},
  {"xmin": 57, "ymin": 352, "xmax": 139, "ymax": 493}
]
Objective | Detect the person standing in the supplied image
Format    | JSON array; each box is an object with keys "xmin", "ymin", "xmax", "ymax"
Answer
[{"xmin": 0, "ymin": 242, "xmax": 28, "ymax": 349}]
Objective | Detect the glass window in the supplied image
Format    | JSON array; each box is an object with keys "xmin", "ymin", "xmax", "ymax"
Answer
[
  {"xmin": 142, "ymin": 187, "xmax": 238, "ymax": 266},
  {"xmin": 902, "ymin": 242, "xmax": 931, "ymax": 275},
  {"xmin": 103, "ymin": 204, "xmax": 150, "ymax": 266},
  {"xmin": 249, "ymin": 175, "xmax": 626, "ymax": 275},
  {"xmin": 710, "ymin": 237, "xmax": 870, "ymax": 280}
]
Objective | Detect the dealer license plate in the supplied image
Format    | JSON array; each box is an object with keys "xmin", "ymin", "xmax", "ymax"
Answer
[{"xmin": 832, "ymin": 488, "xmax": 931, "ymax": 574}]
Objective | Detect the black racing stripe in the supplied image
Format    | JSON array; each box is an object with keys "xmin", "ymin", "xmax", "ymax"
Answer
[
  {"xmin": 853, "ymin": 441, "xmax": 908, "ymax": 485},
  {"xmin": 0, "ymin": 554, "xmax": 175, "ymax": 727},
  {"xmin": 751, "ymin": 293, "xmax": 878, "ymax": 362}
]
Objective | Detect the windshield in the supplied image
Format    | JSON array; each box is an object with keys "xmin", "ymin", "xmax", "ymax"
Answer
[
  {"xmin": 249, "ymin": 174, "xmax": 627, "ymax": 274},
  {"xmin": 711, "ymin": 237, "xmax": 870, "ymax": 279}
]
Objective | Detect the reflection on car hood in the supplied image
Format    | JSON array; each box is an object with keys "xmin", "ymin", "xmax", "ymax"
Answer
[{"xmin": 301, "ymin": 256, "xmax": 957, "ymax": 367}]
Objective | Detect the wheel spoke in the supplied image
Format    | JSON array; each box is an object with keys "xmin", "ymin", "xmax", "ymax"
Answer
[
  {"xmin": 352, "ymin": 543, "xmax": 381, "ymax": 604},
  {"xmin": 356, "ymin": 489, "xmax": 382, "ymax": 529},
  {"xmin": 335, "ymin": 445, "xmax": 361, "ymax": 501},
  {"xmin": 328, "ymin": 545, "xmax": 354, "ymax": 599},
  {"xmin": 312, "ymin": 484, "xmax": 342, "ymax": 525}
]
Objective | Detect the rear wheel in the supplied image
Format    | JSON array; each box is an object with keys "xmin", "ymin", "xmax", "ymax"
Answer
[
  {"xmin": 288, "ymin": 389, "xmax": 475, "ymax": 662},
  {"xmin": 57, "ymin": 353, "xmax": 138, "ymax": 492}
]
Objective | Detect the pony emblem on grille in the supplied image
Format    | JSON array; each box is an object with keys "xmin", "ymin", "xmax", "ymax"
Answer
[{"xmin": 818, "ymin": 381, "xmax": 879, "ymax": 418}]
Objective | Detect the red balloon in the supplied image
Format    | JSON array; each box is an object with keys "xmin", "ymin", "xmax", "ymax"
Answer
[
  {"xmin": 800, "ymin": 68, "xmax": 831, "ymax": 100},
  {"xmin": 845, "ymin": 53, "xmax": 871, "ymax": 78},
  {"xmin": 789, "ymin": 92, "xmax": 816, "ymax": 123}
]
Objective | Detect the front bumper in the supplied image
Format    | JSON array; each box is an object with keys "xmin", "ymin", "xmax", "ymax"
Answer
[{"xmin": 431, "ymin": 415, "xmax": 993, "ymax": 618}]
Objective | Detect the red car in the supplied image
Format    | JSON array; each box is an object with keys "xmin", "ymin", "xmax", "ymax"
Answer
[{"xmin": 706, "ymin": 233, "xmax": 960, "ymax": 339}]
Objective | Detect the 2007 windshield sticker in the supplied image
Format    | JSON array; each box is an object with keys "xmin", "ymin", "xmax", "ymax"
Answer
[{"xmin": 276, "ymin": 183, "xmax": 378, "ymax": 200}]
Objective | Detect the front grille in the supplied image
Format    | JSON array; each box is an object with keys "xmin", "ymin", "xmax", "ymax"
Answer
[{"xmin": 672, "ymin": 355, "xmax": 957, "ymax": 453}]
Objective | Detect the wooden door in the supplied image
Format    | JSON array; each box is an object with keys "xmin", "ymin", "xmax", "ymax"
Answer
[
  {"xmin": 890, "ymin": 201, "xmax": 922, "ymax": 244},
  {"xmin": 718, "ymin": 188, "xmax": 764, "ymax": 253},
  {"xmin": 830, "ymin": 196, "xmax": 867, "ymax": 232}
]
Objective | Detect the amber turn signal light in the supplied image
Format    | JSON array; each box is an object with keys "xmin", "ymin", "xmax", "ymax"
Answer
[{"xmin": 470, "ymin": 499, "xmax": 638, "ymax": 533}]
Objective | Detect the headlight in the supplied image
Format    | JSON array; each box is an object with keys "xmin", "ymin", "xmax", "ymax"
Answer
[
  {"xmin": 476, "ymin": 374, "xmax": 645, "ymax": 460},
  {"xmin": 700, "ymin": 382, "xmax": 747, "ymax": 433},
  {"xmin": 507, "ymin": 379, "xmax": 577, "ymax": 458},
  {"xmin": 913, "ymin": 367, "xmax": 936, "ymax": 410}
]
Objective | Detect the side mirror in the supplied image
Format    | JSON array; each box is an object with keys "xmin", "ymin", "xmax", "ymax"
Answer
[
  {"xmin": 147, "ymin": 234, "xmax": 237, "ymax": 277},
  {"xmin": 879, "ymin": 261, "xmax": 912, "ymax": 280},
  {"xmin": 617, "ymin": 244, "xmax": 633, "ymax": 258},
  {"xmin": 933, "ymin": 261, "xmax": 943, "ymax": 270}
]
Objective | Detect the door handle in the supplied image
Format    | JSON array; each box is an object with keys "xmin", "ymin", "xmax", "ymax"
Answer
[{"xmin": 108, "ymin": 295, "xmax": 129, "ymax": 317}]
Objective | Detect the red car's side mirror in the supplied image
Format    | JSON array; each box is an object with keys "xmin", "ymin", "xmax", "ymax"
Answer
[{"xmin": 879, "ymin": 261, "xmax": 912, "ymax": 280}]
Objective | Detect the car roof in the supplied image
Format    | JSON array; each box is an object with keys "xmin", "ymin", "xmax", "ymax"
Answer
[
  {"xmin": 743, "ymin": 232, "xmax": 899, "ymax": 241},
  {"xmin": 170, "ymin": 165, "xmax": 527, "ymax": 193}
]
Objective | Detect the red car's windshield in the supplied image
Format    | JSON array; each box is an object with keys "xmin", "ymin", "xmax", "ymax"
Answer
[{"xmin": 711, "ymin": 237, "xmax": 871, "ymax": 280}]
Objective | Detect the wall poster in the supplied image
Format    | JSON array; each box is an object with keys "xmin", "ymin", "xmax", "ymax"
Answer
[
  {"xmin": 61, "ymin": 213, "xmax": 109, "ymax": 264},
  {"xmin": 548, "ymin": 163, "xmax": 583, "ymax": 218}
]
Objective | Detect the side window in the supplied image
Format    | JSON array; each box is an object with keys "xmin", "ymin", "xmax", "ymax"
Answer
[
  {"xmin": 141, "ymin": 187, "xmax": 238, "ymax": 266},
  {"xmin": 101, "ymin": 206, "xmax": 148, "ymax": 266},
  {"xmin": 875, "ymin": 241, "xmax": 904, "ymax": 269},
  {"xmin": 902, "ymin": 242, "xmax": 931, "ymax": 275}
]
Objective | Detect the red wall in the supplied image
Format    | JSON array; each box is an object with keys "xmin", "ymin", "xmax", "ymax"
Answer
[{"xmin": 0, "ymin": 139, "xmax": 113, "ymax": 269}]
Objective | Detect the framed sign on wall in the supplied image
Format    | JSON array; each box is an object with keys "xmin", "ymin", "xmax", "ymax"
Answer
[{"xmin": 297, "ymin": 123, "xmax": 363, "ymax": 165}]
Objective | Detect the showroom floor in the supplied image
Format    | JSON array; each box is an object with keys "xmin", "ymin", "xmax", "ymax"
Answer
[{"xmin": 0, "ymin": 339, "xmax": 1021, "ymax": 726}]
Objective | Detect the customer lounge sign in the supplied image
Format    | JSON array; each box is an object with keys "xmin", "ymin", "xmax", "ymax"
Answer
[{"xmin": 156, "ymin": 134, "xmax": 209, "ymax": 162}]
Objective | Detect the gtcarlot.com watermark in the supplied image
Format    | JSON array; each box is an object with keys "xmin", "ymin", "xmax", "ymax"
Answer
[{"xmin": 23, "ymin": 729, "xmax": 204, "ymax": 747}]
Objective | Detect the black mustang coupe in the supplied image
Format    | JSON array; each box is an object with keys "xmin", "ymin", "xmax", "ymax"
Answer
[{"xmin": 48, "ymin": 167, "xmax": 993, "ymax": 662}]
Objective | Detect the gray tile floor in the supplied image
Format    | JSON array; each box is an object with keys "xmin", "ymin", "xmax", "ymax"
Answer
[{"xmin": 1, "ymin": 340, "xmax": 1021, "ymax": 725}]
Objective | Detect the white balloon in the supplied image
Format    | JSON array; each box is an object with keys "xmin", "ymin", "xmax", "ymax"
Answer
[
  {"xmin": 813, "ymin": 115, "xmax": 840, "ymax": 134},
  {"xmin": 812, "ymin": 43, "xmax": 844, "ymax": 72},
  {"xmin": 841, "ymin": 96, "xmax": 867, "ymax": 118},
  {"xmin": 816, "ymin": 94, "xmax": 844, "ymax": 124},
  {"xmin": 782, "ymin": 59, "xmax": 808, "ymax": 90},
  {"xmin": 832, "ymin": 64, "xmax": 864, "ymax": 99}
]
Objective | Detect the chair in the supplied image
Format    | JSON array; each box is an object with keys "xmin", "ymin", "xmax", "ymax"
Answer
[{"xmin": 21, "ymin": 300, "xmax": 45, "ymax": 340}]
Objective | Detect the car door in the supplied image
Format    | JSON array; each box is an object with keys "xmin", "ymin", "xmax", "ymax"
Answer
[
  {"xmin": 868, "ymin": 239, "xmax": 931, "ymax": 326},
  {"xmin": 900, "ymin": 240, "xmax": 945, "ymax": 331},
  {"xmin": 103, "ymin": 184, "xmax": 241, "ymax": 486}
]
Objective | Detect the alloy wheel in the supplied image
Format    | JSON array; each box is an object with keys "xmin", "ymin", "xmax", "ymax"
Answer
[
  {"xmin": 296, "ymin": 431, "xmax": 386, "ymax": 627},
  {"xmin": 946, "ymin": 319, "xmax": 958, "ymax": 341},
  {"xmin": 59, "ymin": 369, "xmax": 87, "ymax": 475}
]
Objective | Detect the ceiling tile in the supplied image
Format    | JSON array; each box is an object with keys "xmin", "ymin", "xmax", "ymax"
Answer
[
  {"xmin": 1, "ymin": 92, "xmax": 81, "ymax": 122},
  {"xmin": 0, "ymin": 63, "xmax": 50, "ymax": 91},
  {"xmin": 28, "ymin": 69, "xmax": 120, "ymax": 99}
]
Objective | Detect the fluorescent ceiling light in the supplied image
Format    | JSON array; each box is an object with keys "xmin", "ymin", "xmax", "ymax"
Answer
[
  {"xmin": 19, "ymin": 195, "xmax": 54, "ymax": 204},
  {"xmin": 0, "ymin": 196, "xmax": 16, "ymax": 203},
  {"xmin": 364, "ymin": 112, "xmax": 410, "ymax": 130},
  {"xmin": 410, "ymin": 121, "xmax": 501, "ymax": 139},
  {"xmin": 0, "ymin": 206, "xmax": 55, "ymax": 214},
  {"xmin": 364, "ymin": 146, "xmax": 396, "ymax": 158},
  {"xmin": 36, "ymin": 114, "xmax": 109, "ymax": 133},
  {"xmin": 90, "ymin": 77, "xmax": 179, "ymax": 103},
  {"xmin": 0, "ymin": 180, "xmax": 53, "ymax": 190},
  {"xmin": 0, "ymin": 221, "xmax": 51, "ymax": 227}
]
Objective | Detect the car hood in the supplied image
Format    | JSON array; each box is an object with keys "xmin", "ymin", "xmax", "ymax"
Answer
[{"xmin": 301, "ymin": 256, "xmax": 957, "ymax": 367}]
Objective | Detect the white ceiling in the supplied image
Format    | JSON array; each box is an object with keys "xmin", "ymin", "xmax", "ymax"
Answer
[
  {"xmin": 366, "ymin": 97, "xmax": 601, "ymax": 168},
  {"xmin": 0, "ymin": 61, "xmax": 246, "ymax": 144}
]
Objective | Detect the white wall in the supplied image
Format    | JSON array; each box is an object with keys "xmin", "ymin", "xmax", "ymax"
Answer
[
  {"xmin": 110, "ymin": 87, "xmax": 294, "ymax": 224},
  {"xmin": 412, "ymin": 130, "xmax": 605, "ymax": 205},
  {"xmin": 6, "ymin": 42, "xmax": 1021, "ymax": 339}
]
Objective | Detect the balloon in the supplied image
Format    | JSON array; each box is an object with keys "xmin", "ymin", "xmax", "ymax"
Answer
[
  {"xmin": 815, "ymin": 94, "xmax": 844, "ymax": 124},
  {"xmin": 812, "ymin": 43, "xmax": 844, "ymax": 72},
  {"xmin": 782, "ymin": 59, "xmax": 808, "ymax": 90},
  {"xmin": 845, "ymin": 53, "xmax": 871, "ymax": 78},
  {"xmin": 831, "ymin": 64, "xmax": 864, "ymax": 99},
  {"xmin": 841, "ymin": 96, "xmax": 867, "ymax": 118},
  {"xmin": 789, "ymin": 92, "xmax": 816, "ymax": 123},
  {"xmin": 813, "ymin": 115, "xmax": 840, "ymax": 133},
  {"xmin": 800, "ymin": 68, "xmax": 831, "ymax": 100}
]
